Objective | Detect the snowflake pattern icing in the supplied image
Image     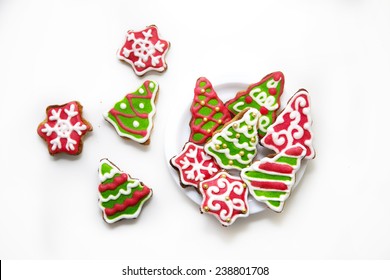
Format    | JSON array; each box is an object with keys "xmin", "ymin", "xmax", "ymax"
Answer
[
  {"xmin": 38, "ymin": 101, "xmax": 92, "ymax": 155},
  {"xmin": 170, "ymin": 142, "xmax": 221, "ymax": 188},
  {"xmin": 117, "ymin": 25, "xmax": 170, "ymax": 76}
]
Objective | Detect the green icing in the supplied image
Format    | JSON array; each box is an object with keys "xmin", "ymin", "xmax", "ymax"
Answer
[
  {"xmin": 101, "ymin": 186, "xmax": 144, "ymax": 209},
  {"xmin": 198, "ymin": 95, "xmax": 206, "ymax": 101},
  {"xmin": 213, "ymin": 112, "xmax": 223, "ymax": 119},
  {"xmin": 199, "ymin": 81, "xmax": 206, "ymax": 87},
  {"xmin": 194, "ymin": 118, "xmax": 202, "ymax": 125},
  {"xmin": 205, "ymin": 88, "xmax": 211, "ymax": 93},
  {"xmin": 105, "ymin": 197, "xmax": 150, "ymax": 220},
  {"xmin": 193, "ymin": 133, "xmax": 204, "ymax": 141},
  {"xmin": 244, "ymin": 171, "xmax": 292, "ymax": 182},
  {"xmin": 208, "ymin": 99, "xmax": 219, "ymax": 106},
  {"xmin": 267, "ymin": 200, "xmax": 281, "ymax": 208},
  {"xmin": 198, "ymin": 106, "xmax": 213, "ymax": 116},
  {"xmin": 253, "ymin": 189, "xmax": 286, "ymax": 199},
  {"xmin": 201, "ymin": 121, "xmax": 216, "ymax": 130},
  {"xmin": 276, "ymin": 156, "xmax": 297, "ymax": 166},
  {"xmin": 100, "ymin": 163, "xmax": 113, "ymax": 177}
]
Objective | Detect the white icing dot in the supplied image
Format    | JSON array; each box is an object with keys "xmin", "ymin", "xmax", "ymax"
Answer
[
  {"xmin": 149, "ymin": 82, "xmax": 155, "ymax": 89},
  {"xmin": 139, "ymin": 88, "xmax": 145, "ymax": 94},
  {"xmin": 133, "ymin": 120, "xmax": 140, "ymax": 128},
  {"xmin": 120, "ymin": 103, "xmax": 127, "ymax": 109},
  {"xmin": 139, "ymin": 103, "xmax": 145, "ymax": 109}
]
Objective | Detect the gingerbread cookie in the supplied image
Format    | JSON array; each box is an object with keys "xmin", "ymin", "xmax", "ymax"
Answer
[
  {"xmin": 37, "ymin": 101, "xmax": 92, "ymax": 155},
  {"xmin": 98, "ymin": 159, "xmax": 152, "ymax": 223},
  {"xmin": 225, "ymin": 71, "xmax": 284, "ymax": 138},
  {"xmin": 103, "ymin": 80, "xmax": 158, "ymax": 145},
  {"xmin": 117, "ymin": 25, "xmax": 170, "ymax": 76},
  {"xmin": 261, "ymin": 89, "xmax": 315, "ymax": 159},
  {"xmin": 204, "ymin": 108, "xmax": 260, "ymax": 170},
  {"xmin": 199, "ymin": 171, "xmax": 249, "ymax": 226},
  {"xmin": 241, "ymin": 144, "xmax": 306, "ymax": 212},
  {"xmin": 189, "ymin": 77, "xmax": 232, "ymax": 144},
  {"xmin": 170, "ymin": 142, "xmax": 221, "ymax": 189}
]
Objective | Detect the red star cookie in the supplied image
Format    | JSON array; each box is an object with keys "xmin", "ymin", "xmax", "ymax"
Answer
[
  {"xmin": 37, "ymin": 101, "xmax": 92, "ymax": 155},
  {"xmin": 117, "ymin": 25, "xmax": 170, "ymax": 76}
]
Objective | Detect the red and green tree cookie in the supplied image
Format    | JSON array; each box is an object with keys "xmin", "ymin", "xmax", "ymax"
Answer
[
  {"xmin": 261, "ymin": 89, "xmax": 315, "ymax": 159},
  {"xmin": 98, "ymin": 159, "xmax": 152, "ymax": 223},
  {"xmin": 104, "ymin": 80, "xmax": 158, "ymax": 144},
  {"xmin": 204, "ymin": 108, "xmax": 260, "ymax": 170},
  {"xmin": 241, "ymin": 144, "xmax": 306, "ymax": 212},
  {"xmin": 189, "ymin": 77, "xmax": 232, "ymax": 144},
  {"xmin": 225, "ymin": 71, "xmax": 285, "ymax": 138}
]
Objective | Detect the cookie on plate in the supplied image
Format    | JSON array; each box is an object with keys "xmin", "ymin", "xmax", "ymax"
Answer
[
  {"xmin": 37, "ymin": 101, "xmax": 92, "ymax": 155},
  {"xmin": 98, "ymin": 159, "xmax": 152, "ymax": 224},
  {"xmin": 199, "ymin": 171, "xmax": 249, "ymax": 226},
  {"xmin": 170, "ymin": 142, "xmax": 221, "ymax": 189},
  {"xmin": 225, "ymin": 71, "xmax": 284, "ymax": 138},
  {"xmin": 189, "ymin": 77, "xmax": 232, "ymax": 145},
  {"xmin": 204, "ymin": 108, "xmax": 260, "ymax": 170},
  {"xmin": 103, "ymin": 80, "xmax": 158, "ymax": 145},
  {"xmin": 117, "ymin": 25, "xmax": 170, "ymax": 76}
]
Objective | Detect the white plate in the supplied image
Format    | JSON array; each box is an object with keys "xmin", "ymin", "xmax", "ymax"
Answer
[{"xmin": 165, "ymin": 82, "xmax": 308, "ymax": 214}]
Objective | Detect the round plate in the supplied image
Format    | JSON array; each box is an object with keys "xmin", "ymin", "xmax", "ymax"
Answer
[{"xmin": 165, "ymin": 82, "xmax": 308, "ymax": 214}]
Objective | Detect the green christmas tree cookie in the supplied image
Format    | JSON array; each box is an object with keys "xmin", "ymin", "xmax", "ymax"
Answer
[
  {"xmin": 204, "ymin": 108, "xmax": 260, "ymax": 170},
  {"xmin": 104, "ymin": 80, "xmax": 158, "ymax": 144},
  {"xmin": 98, "ymin": 159, "xmax": 152, "ymax": 223},
  {"xmin": 225, "ymin": 71, "xmax": 284, "ymax": 138}
]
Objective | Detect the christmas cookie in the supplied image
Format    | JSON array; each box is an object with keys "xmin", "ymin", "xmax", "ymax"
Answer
[
  {"xmin": 103, "ymin": 80, "xmax": 158, "ymax": 145},
  {"xmin": 117, "ymin": 25, "xmax": 170, "ymax": 76},
  {"xmin": 170, "ymin": 142, "xmax": 221, "ymax": 189},
  {"xmin": 261, "ymin": 89, "xmax": 315, "ymax": 159},
  {"xmin": 241, "ymin": 144, "xmax": 306, "ymax": 212},
  {"xmin": 225, "ymin": 71, "xmax": 284, "ymax": 138},
  {"xmin": 98, "ymin": 159, "xmax": 152, "ymax": 223},
  {"xmin": 204, "ymin": 108, "xmax": 260, "ymax": 170},
  {"xmin": 37, "ymin": 101, "xmax": 92, "ymax": 155},
  {"xmin": 199, "ymin": 171, "xmax": 249, "ymax": 226},
  {"xmin": 189, "ymin": 77, "xmax": 232, "ymax": 144}
]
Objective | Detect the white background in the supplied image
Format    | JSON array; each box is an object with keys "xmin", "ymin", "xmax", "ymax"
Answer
[{"xmin": 0, "ymin": 0, "xmax": 389, "ymax": 260}]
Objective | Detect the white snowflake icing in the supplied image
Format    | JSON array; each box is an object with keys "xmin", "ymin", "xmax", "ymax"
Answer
[
  {"xmin": 122, "ymin": 28, "xmax": 165, "ymax": 68},
  {"xmin": 180, "ymin": 146, "xmax": 218, "ymax": 182},
  {"xmin": 41, "ymin": 104, "xmax": 87, "ymax": 151}
]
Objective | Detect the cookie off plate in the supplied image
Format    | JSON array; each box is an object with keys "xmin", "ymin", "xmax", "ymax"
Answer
[{"xmin": 165, "ymin": 81, "xmax": 309, "ymax": 215}]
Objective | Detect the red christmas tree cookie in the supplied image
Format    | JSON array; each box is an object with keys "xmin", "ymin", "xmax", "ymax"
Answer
[
  {"xmin": 37, "ymin": 101, "xmax": 92, "ymax": 155},
  {"xmin": 189, "ymin": 77, "xmax": 232, "ymax": 144},
  {"xmin": 261, "ymin": 89, "xmax": 315, "ymax": 159}
]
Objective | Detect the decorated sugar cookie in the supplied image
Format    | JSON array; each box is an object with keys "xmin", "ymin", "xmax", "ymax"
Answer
[
  {"xmin": 241, "ymin": 144, "xmax": 306, "ymax": 212},
  {"xmin": 261, "ymin": 89, "xmax": 315, "ymax": 159},
  {"xmin": 104, "ymin": 80, "xmax": 158, "ymax": 145},
  {"xmin": 199, "ymin": 171, "xmax": 249, "ymax": 226},
  {"xmin": 225, "ymin": 71, "xmax": 284, "ymax": 138},
  {"xmin": 204, "ymin": 108, "xmax": 260, "ymax": 170},
  {"xmin": 98, "ymin": 159, "xmax": 152, "ymax": 223},
  {"xmin": 189, "ymin": 77, "xmax": 232, "ymax": 144},
  {"xmin": 170, "ymin": 142, "xmax": 221, "ymax": 189},
  {"xmin": 117, "ymin": 25, "xmax": 170, "ymax": 76},
  {"xmin": 37, "ymin": 101, "xmax": 92, "ymax": 155}
]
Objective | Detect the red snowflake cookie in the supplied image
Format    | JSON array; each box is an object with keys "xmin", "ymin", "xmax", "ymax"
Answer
[
  {"xmin": 37, "ymin": 101, "xmax": 92, "ymax": 155},
  {"xmin": 170, "ymin": 142, "xmax": 221, "ymax": 189},
  {"xmin": 117, "ymin": 25, "xmax": 170, "ymax": 76},
  {"xmin": 199, "ymin": 171, "xmax": 249, "ymax": 226}
]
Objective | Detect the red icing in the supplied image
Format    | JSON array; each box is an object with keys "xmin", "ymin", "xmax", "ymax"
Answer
[
  {"xmin": 261, "ymin": 90, "xmax": 314, "ymax": 159},
  {"xmin": 250, "ymin": 180, "xmax": 288, "ymax": 191},
  {"xmin": 105, "ymin": 187, "xmax": 151, "ymax": 216},
  {"xmin": 108, "ymin": 80, "xmax": 153, "ymax": 137},
  {"xmin": 258, "ymin": 162, "xmax": 293, "ymax": 174},
  {"xmin": 245, "ymin": 96, "xmax": 253, "ymax": 104},
  {"xmin": 285, "ymin": 146, "xmax": 306, "ymax": 157},
  {"xmin": 273, "ymin": 72, "xmax": 283, "ymax": 81},
  {"xmin": 260, "ymin": 106, "xmax": 269, "ymax": 115},
  {"xmin": 99, "ymin": 173, "xmax": 128, "ymax": 193},
  {"xmin": 37, "ymin": 101, "xmax": 92, "ymax": 155},
  {"xmin": 268, "ymin": 88, "xmax": 277, "ymax": 95},
  {"xmin": 118, "ymin": 26, "xmax": 170, "ymax": 75},
  {"xmin": 189, "ymin": 77, "xmax": 232, "ymax": 144},
  {"xmin": 171, "ymin": 142, "xmax": 221, "ymax": 188}
]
